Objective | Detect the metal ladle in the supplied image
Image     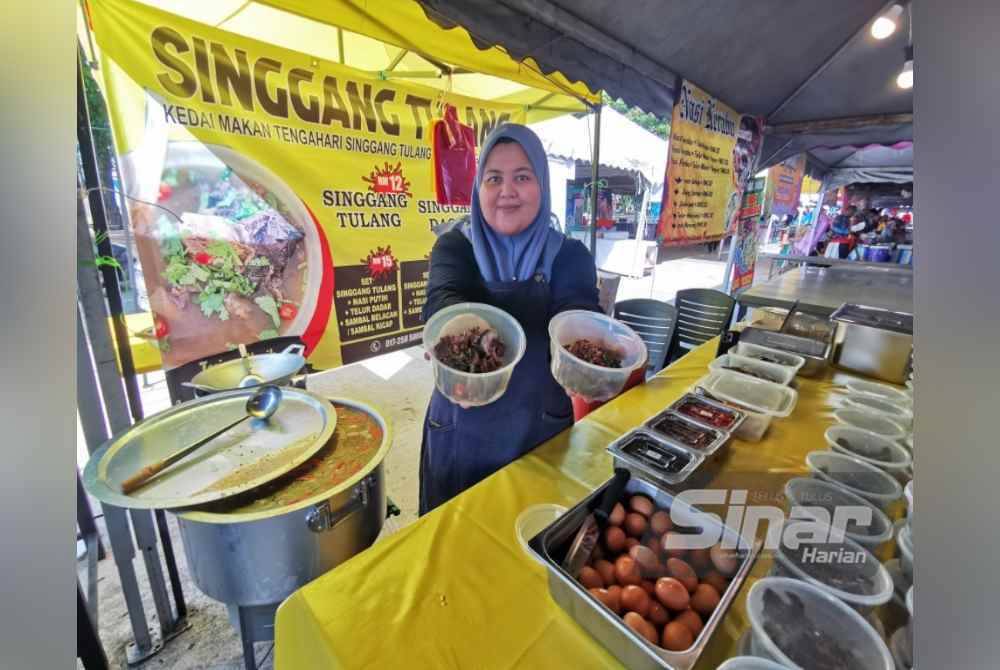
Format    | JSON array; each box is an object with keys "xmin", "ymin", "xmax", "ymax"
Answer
[{"xmin": 120, "ymin": 385, "xmax": 283, "ymax": 495}]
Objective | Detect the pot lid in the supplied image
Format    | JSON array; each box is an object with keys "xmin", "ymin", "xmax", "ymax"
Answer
[
  {"xmin": 82, "ymin": 387, "xmax": 335, "ymax": 510},
  {"xmin": 188, "ymin": 347, "xmax": 306, "ymax": 392},
  {"xmin": 178, "ymin": 396, "xmax": 392, "ymax": 523}
]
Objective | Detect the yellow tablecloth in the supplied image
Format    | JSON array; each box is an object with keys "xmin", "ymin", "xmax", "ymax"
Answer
[
  {"xmin": 109, "ymin": 313, "xmax": 163, "ymax": 375},
  {"xmin": 274, "ymin": 339, "xmax": 905, "ymax": 669}
]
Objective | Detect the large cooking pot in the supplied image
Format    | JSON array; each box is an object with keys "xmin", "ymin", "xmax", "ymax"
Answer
[
  {"xmin": 174, "ymin": 396, "xmax": 392, "ymax": 606},
  {"xmin": 184, "ymin": 343, "xmax": 307, "ymax": 396}
]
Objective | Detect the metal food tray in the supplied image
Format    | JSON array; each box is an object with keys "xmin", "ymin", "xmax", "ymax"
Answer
[
  {"xmin": 666, "ymin": 392, "xmax": 747, "ymax": 435},
  {"xmin": 606, "ymin": 429, "xmax": 704, "ymax": 488},
  {"xmin": 644, "ymin": 409, "xmax": 730, "ymax": 458},
  {"xmin": 527, "ymin": 475, "xmax": 761, "ymax": 670},
  {"xmin": 739, "ymin": 327, "xmax": 830, "ymax": 376}
]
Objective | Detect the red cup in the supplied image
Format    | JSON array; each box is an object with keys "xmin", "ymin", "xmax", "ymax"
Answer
[{"xmin": 571, "ymin": 363, "xmax": 647, "ymax": 421}]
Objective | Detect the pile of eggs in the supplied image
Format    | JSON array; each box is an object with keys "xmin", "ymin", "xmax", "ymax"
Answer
[{"xmin": 577, "ymin": 494, "xmax": 740, "ymax": 652}]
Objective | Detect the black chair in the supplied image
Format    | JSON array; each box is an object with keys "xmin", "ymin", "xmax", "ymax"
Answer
[
  {"xmin": 613, "ymin": 299, "xmax": 677, "ymax": 376},
  {"xmin": 665, "ymin": 289, "xmax": 735, "ymax": 365}
]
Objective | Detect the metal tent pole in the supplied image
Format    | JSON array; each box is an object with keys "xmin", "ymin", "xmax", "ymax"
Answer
[
  {"xmin": 77, "ymin": 51, "xmax": 188, "ymax": 621},
  {"xmin": 589, "ymin": 104, "xmax": 602, "ymax": 256}
]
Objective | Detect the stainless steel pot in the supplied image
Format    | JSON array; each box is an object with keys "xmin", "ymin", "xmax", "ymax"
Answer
[
  {"xmin": 184, "ymin": 343, "xmax": 306, "ymax": 395},
  {"xmin": 174, "ymin": 396, "xmax": 392, "ymax": 607}
]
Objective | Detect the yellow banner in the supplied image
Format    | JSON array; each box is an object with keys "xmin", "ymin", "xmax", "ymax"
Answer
[
  {"xmin": 658, "ymin": 80, "xmax": 751, "ymax": 245},
  {"xmin": 89, "ymin": 0, "xmax": 528, "ymax": 370}
]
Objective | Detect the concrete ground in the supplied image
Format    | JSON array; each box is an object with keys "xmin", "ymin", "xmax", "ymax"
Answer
[{"xmin": 78, "ymin": 247, "xmax": 731, "ymax": 669}]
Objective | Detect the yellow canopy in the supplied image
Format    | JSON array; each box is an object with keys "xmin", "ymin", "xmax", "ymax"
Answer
[{"xmin": 80, "ymin": 0, "xmax": 598, "ymax": 122}]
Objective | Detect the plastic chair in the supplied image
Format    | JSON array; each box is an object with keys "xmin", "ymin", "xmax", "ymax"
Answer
[
  {"xmin": 665, "ymin": 289, "xmax": 735, "ymax": 365},
  {"xmin": 613, "ymin": 299, "xmax": 677, "ymax": 376}
]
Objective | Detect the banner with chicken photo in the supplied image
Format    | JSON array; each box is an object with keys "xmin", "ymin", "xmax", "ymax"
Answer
[{"xmin": 88, "ymin": 0, "xmax": 528, "ymax": 369}]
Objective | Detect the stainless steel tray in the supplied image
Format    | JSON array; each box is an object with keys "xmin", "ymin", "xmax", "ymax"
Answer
[
  {"xmin": 606, "ymin": 429, "xmax": 704, "ymax": 488},
  {"xmin": 527, "ymin": 476, "xmax": 761, "ymax": 670},
  {"xmin": 643, "ymin": 410, "xmax": 730, "ymax": 458},
  {"xmin": 740, "ymin": 327, "xmax": 830, "ymax": 377},
  {"xmin": 665, "ymin": 392, "xmax": 747, "ymax": 435}
]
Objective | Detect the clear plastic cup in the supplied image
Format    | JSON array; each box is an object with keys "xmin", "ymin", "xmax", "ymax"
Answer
[
  {"xmin": 833, "ymin": 408, "xmax": 907, "ymax": 440},
  {"xmin": 548, "ymin": 310, "xmax": 647, "ymax": 402},
  {"xmin": 844, "ymin": 379, "xmax": 911, "ymax": 406},
  {"xmin": 805, "ymin": 451, "xmax": 902, "ymax": 511},
  {"xmin": 842, "ymin": 393, "xmax": 913, "ymax": 429},
  {"xmin": 784, "ymin": 477, "xmax": 894, "ymax": 549},
  {"xmin": 897, "ymin": 522, "xmax": 914, "ymax": 583},
  {"xmin": 771, "ymin": 520, "xmax": 894, "ymax": 614},
  {"xmin": 824, "ymin": 425, "xmax": 912, "ymax": 475},
  {"xmin": 746, "ymin": 577, "xmax": 894, "ymax": 670},
  {"xmin": 515, "ymin": 504, "xmax": 566, "ymax": 564},
  {"xmin": 717, "ymin": 657, "xmax": 793, "ymax": 670},
  {"xmin": 423, "ymin": 302, "xmax": 526, "ymax": 407}
]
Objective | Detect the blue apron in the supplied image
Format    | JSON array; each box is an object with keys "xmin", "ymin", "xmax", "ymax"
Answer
[{"xmin": 419, "ymin": 272, "xmax": 573, "ymax": 515}]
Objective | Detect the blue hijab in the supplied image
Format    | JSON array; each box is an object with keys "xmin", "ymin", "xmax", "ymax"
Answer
[{"xmin": 462, "ymin": 124, "xmax": 564, "ymax": 283}]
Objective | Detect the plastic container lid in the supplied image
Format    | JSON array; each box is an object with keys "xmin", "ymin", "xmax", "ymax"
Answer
[
  {"xmin": 784, "ymin": 478, "xmax": 894, "ymax": 547},
  {"xmin": 844, "ymin": 379, "xmax": 911, "ymax": 405},
  {"xmin": 805, "ymin": 451, "xmax": 903, "ymax": 508},
  {"xmin": 746, "ymin": 577, "xmax": 894, "ymax": 670},
  {"xmin": 904, "ymin": 480, "xmax": 913, "ymax": 517},
  {"xmin": 832, "ymin": 408, "xmax": 907, "ymax": 440},
  {"xmin": 774, "ymin": 521, "xmax": 894, "ymax": 610},
  {"xmin": 825, "ymin": 425, "xmax": 912, "ymax": 472},
  {"xmin": 717, "ymin": 657, "xmax": 792, "ymax": 670},
  {"xmin": 709, "ymin": 352, "xmax": 797, "ymax": 386},
  {"xmin": 548, "ymin": 310, "xmax": 647, "ymax": 401},
  {"xmin": 515, "ymin": 504, "xmax": 566, "ymax": 563},
  {"xmin": 697, "ymin": 370, "xmax": 798, "ymax": 417},
  {"xmin": 843, "ymin": 393, "xmax": 913, "ymax": 426},
  {"xmin": 906, "ymin": 586, "xmax": 914, "ymax": 617},
  {"xmin": 423, "ymin": 302, "xmax": 527, "ymax": 407},
  {"xmin": 733, "ymin": 341, "xmax": 806, "ymax": 373}
]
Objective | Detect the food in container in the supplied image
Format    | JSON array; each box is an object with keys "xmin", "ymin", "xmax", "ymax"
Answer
[
  {"xmin": 709, "ymin": 353, "xmax": 796, "ymax": 385},
  {"xmin": 832, "ymin": 408, "xmax": 906, "ymax": 440},
  {"xmin": 433, "ymin": 324, "xmax": 506, "ymax": 373},
  {"xmin": 644, "ymin": 411, "xmax": 727, "ymax": 456},
  {"xmin": 844, "ymin": 378, "xmax": 911, "ymax": 406},
  {"xmin": 669, "ymin": 393, "xmax": 745, "ymax": 431},
  {"xmin": 780, "ymin": 310, "xmax": 836, "ymax": 342},
  {"xmin": 738, "ymin": 327, "xmax": 829, "ymax": 376},
  {"xmin": 733, "ymin": 342, "xmax": 806, "ymax": 373},
  {"xmin": 565, "ymin": 339, "xmax": 624, "ymax": 368},
  {"xmin": 606, "ymin": 430, "xmax": 703, "ymax": 487},
  {"xmin": 842, "ymin": 393, "xmax": 913, "ymax": 428},
  {"xmin": 527, "ymin": 475, "xmax": 759, "ymax": 669},
  {"xmin": 423, "ymin": 302, "xmax": 526, "ymax": 406},
  {"xmin": 783, "ymin": 478, "xmax": 893, "ymax": 549},
  {"xmin": 548, "ymin": 310, "xmax": 647, "ymax": 401},
  {"xmin": 805, "ymin": 451, "xmax": 902, "ymax": 511},
  {"xmin": 771, "ymin": 521, "xmax": 893, "ymax": 614},
  {"xmin": 824, "ymin": 425, "xmax": 912, "ymax": 475},
  {"xmin": 746, "ymin": 577, "xmax": 894, "ymax": 669},
  {"xmin": 697, "ymin": 370, "xmax": 798, "ymax": 418}
]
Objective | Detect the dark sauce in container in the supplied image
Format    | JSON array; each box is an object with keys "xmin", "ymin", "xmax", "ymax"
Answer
[
  {"xmin": 675, "ymin": 396, "xmax": 741, "ymax": 430},
  {"xmin": 618, "ymin": 434, "xmax": 692, "ymax": 474},
  {"xmin": 649, "ymin": 413, "xmax": 720, "ymax": 451}
]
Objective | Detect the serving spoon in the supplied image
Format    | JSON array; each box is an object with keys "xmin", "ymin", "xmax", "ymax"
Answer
[{"xmin": 119, "ymin": 385, "xmax": 283, "ymax": 495}]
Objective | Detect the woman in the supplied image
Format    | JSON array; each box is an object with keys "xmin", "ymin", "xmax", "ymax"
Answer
[{"xmin": 419, "ymin": 124, "xmax": 600, "ymax": 515}]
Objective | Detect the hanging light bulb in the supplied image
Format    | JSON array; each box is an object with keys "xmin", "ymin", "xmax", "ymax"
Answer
[
  {"xmin": 871, "ymin": 4, "xmax": 904, "ymax": 39},
  {"xmin": 897, "ymin": 60, "xmax": 913, "ymax": 89},
  {"xmin": 897, "ymin": 45, "xmax": 914, "ymax": 89}
]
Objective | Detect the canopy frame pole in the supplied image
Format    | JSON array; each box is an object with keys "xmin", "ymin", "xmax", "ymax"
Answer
[
  {"xmin": 337, "ymin": 27, "xmax": 345, "ymax": 63},
  {"xmin": 589, "ymin": 105, "xmax": 602, "ymax": 256}
]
